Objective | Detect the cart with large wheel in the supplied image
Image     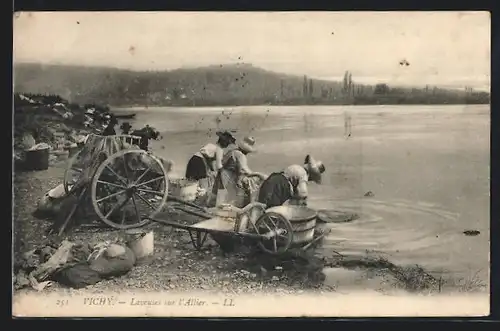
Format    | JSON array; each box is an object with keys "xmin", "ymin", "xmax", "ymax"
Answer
[{"xmin": 55, "ymin": 134, "xmax": 170, "ymax": 234}]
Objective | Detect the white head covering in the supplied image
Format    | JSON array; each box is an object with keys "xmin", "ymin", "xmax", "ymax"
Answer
[{"xmin": 237, "ymin": 136, "xmax": 257, "ymax": 153}]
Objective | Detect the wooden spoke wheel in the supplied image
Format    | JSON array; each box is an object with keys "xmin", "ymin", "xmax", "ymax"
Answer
[
  {"xmin": 63, "ymin": 149, "xmax": 85, "ymax": 194},
  {"xmin": 253, "ymin": 212, "xmax": 293, "ymax": 255},
  {"xmin": 91, "ymin": 149, "xmax": 169, "ymax": 229}
]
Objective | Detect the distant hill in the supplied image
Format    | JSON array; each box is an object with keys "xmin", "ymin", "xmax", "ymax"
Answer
[
  {"xmin": 14, "ymin": 62, "xmax": 344, "ymax": 106},
  {"xmin": 13, "ymin": 62, "xmax": 489, "ymax": 107}
]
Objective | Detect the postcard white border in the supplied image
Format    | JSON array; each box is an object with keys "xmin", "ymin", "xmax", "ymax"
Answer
[{"xmin": 12, "ymin": 291, "xmax": 490, "ymax": 317}]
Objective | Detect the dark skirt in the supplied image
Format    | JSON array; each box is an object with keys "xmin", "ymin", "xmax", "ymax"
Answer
[
  {"xmin": 185, "ymin": 155, "xmax": 208, "ymax": 180},
  {"xmin": 257, "ymin": 172, "xmax": 293, "ymax": 208},
  {"xmin": 139, "ymin": 137, "xmax": 149, "ymax": 151}
]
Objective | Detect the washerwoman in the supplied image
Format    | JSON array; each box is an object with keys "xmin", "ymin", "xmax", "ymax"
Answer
[
  {"xmin": 211, "ymin": 136, "xmax": 267, "ymax": 208},
  {"xmin": 257, "ymin": 154, "xmax": 326, "ymax": 208},
  {"xmin": 185, "ymin": 131, "xmax": 236, "ymax": 192}
]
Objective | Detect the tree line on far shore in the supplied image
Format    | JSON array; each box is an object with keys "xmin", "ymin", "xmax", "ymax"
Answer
[{"xmin": 14, "ymin": 63, "xmax": 490, "ymax": 107}]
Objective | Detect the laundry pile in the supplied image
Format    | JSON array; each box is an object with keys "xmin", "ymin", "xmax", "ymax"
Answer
[
  {"xmin": 14, "ymin": 93, "xmax": 122, "ymax": 171},
  {"xmin": 14, "ymin": 237, "xmax": 137, "ymax": 291}
]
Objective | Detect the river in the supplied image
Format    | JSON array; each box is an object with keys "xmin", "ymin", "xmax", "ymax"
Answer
[{"xmin": 113, "ymin": 104, "xmax": 490, "ymax": 283}]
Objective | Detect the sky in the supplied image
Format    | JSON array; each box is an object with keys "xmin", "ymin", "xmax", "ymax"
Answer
[{"xmin": 13, "ymin": 11, "xmax": 490, "ymax": 90}]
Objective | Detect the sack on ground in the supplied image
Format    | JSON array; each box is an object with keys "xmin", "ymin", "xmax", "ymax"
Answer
[{"xmin": 53, "ymin": 263, "xmax": 102, "ymax": 289}]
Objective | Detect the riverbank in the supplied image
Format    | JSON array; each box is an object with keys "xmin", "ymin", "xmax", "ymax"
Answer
[
  {"xmin": 13, "ymin": 163, "xmax": 488, "ymax": 296},
  {"xmin": 12, "ymin": 164, "xmax": 328, "ymax": 295}
]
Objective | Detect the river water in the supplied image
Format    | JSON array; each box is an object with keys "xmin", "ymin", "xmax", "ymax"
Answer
[{"xmin": 113, "ymin": 104, "xmax": 490, "ymax": 282}]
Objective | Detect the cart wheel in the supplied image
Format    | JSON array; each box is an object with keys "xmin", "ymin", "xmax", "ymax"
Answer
[
  {"xmin": 64, "ymin": 149, "xmax": 84, "ymax": 194},
  {"xmin": 91, "ymin": 149, "xmax": 169, "ymax": 229},
  {"xmin": 253, "ymin": 212, "xmax": 293, "ymax": 255}
]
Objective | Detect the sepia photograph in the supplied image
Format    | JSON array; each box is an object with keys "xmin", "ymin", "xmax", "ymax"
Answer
[{"xmin": 12, "ymin": 11, "xmax": 490, "ymax": 317}]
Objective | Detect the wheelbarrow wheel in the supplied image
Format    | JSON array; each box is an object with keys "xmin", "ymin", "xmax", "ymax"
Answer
[
  {"xmin": 253, "ymin": 212, "xmax": 293, "ymax": 255},
  {"xmin": 91, "ymin": 149, "xmax": 169, "ymax": 229}
]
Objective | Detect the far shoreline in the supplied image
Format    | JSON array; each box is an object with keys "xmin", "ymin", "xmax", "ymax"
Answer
[{"xmin": 111, "ymin": 103, "xmax": 490, "ymax": 111}]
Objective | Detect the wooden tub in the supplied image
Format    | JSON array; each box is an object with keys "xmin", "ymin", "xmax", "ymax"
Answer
[{"xmin": 265, "ymin": 205, "xmax": 318, "ymax": 245}]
